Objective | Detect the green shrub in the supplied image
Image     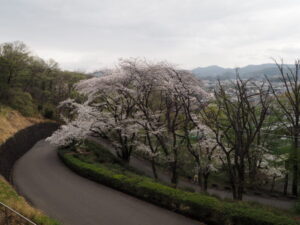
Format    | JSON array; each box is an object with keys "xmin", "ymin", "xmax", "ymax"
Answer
[
  {"xmin": 58, "ymin": 148, "xmax": 299, "ymax": 225},
  {"xmin": 43, "ymin": 108, "xmax": 53, "ymax": 119},
  {"xmin": 2, "ymin": 88, "xmax": 37, "ymax": 116},
  {"xmin": 84, "ymin": 141, "xmax": 122, "ymax": 164},
  {"xmin": 181, "ymin": 186, "xmax": 196, "ymax": 193},
  {"xmin": 42, "ymin": 103, "xmax": 60, "ymax": 119},
  {"xmin": 294, "ymin": 200, "xmax": 300, "ymax": 214}
]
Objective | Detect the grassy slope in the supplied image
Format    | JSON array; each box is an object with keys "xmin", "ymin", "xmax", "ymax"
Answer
[
  {"xmin": 0, "ymin": 106, "xmax": 45, "ymax": 144},
  {"xmin": 0, "ymin": 106, "xmax": 60, "ymax": 225},
  {"xmin": 0, "ymin": 177, "xmax": 59, "ymax": 225}
]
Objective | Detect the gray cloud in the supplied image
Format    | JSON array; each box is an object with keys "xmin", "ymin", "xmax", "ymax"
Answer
[{"xmin": 1, "ymin": 0, "xmax": 300, "ymax": 71}]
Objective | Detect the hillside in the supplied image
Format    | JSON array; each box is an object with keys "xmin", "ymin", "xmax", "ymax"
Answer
[
  {"xmin": 192, "ymin": 63, "xmax": 293, "ymax": 80},
  {"xmin": 0, "ymin": 106, "xmax": 45, "ymax": 144},
  {"xmin": 0, "ymin": 107, "xmax": 59, "ymax": 225}
]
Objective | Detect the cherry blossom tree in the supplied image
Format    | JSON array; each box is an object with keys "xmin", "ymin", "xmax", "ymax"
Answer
[
  {"xmin": 186, "ymin": 124, "xmax": 223, "ymax": 191},
  {"xmin": 47, "ymin": 99, "xmax": 98, "ymax": 146},
  {"xmin": 158, "ymin": 67, "xmax": 209, "ymax": 186},
  {"xmin": 77, "ymin": 67, "xmax": 142, "ymax": 162},
  {"xmin": 48, "ymin": 59, "xmax": 212, "ymax": 186},
  {"xmin": 48, "ymin": 63, "xmax": 141, "ymax": 161},
  {"xmin": 258, "ymin": 152, "xmax": 288, "ymax": 192},
  {"xmin": 113, "ymin": 59, "xmax": 210, "ymax": 185}
]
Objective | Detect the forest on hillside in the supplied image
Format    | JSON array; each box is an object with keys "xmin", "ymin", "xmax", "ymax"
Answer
[{"xmin": 0, "ymin": 41, "xmax": 87, "ymax": 119}]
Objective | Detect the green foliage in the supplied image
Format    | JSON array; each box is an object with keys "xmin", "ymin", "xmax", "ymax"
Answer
[
  {"xmin": 58, "ymin": 145, "xmax": 299, "ymax": 225},
  {"xmin": 0, "ymin": 41, "xmax": 87, "ymax": 118},
  {"xmin": 68, "ymin": 141, "xmax": 145, "ymax": 176},
  {"xmin": 2, "ymin": 88, "xmax": 37, "ymax": 116},
  {"xmin": 81, "ymin": 141, "xmax": 122, "ymax": 164},
  {"xmin": 43, "ymin": 108, "xmax": 54, "ymax": 119},
  {"xmin": 41, "ymin": 103, "xmax": 57, "ymax": 119}
]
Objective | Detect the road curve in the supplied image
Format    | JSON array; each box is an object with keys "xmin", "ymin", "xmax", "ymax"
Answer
[{"xmin": 13, "ymin": 140, "xmax": 202, "ymax": 225}]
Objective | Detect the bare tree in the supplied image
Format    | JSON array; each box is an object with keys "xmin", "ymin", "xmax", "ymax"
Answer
[
  {"xmin": 201, "ymin": 76, "xmax": 270, "ymax": 200},
  {"xmin": 266, "ymin": 60, "xmax": 300, "ymax": 196}
]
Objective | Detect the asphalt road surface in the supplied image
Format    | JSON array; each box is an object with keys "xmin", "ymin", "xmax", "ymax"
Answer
[{"xmin": 13, "ymin": 140, "xmax": 202, "ymax": 225}]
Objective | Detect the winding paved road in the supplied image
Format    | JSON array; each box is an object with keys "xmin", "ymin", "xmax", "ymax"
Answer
[{"xmin": 13, "ymin": 140, "xmax": 202, "ymax": 225}]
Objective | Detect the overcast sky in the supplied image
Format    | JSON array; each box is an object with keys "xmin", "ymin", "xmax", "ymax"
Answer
[{"xmin": 1, "ymin": 0, "xmax": 300, "ymax": 72}]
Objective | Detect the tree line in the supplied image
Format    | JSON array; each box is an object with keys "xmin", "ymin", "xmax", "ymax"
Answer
[{"xmin": 0, "ymin": 41, "xmax": 86, "ymax": 118}]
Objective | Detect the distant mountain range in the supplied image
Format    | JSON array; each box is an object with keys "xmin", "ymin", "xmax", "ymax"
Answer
[
  {"xmin": 191, "ymin": 63, "xmax": 293, "ymax": 80},
  {"xmin": 90, "ymin": 70, "xmax": 105, "ymax": 77}
]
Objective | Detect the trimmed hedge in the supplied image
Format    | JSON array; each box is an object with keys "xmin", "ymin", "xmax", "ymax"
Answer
[{"xmin": 58, "ymin": 149, "xmax": 299, "ymax": 225}]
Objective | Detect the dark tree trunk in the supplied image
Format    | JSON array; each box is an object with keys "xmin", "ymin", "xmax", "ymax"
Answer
[
  {"xmin": 237, "ymin": 184, "xmax": 244, "ymax": 200},
  {"xmin": 237, "ymin": 166, "xmax": 245, "ymax": 200},
  {"xmin": 119, "ymin": 146, "xmax": 131, "ymax": 163},
  {"xmin": 203, "ymin": 173, "xmax": 209, "ymax": 192},
  {"xmin": 231, "ymin": 184, "xmax": 237, "ymax": 199},
  {"xmin": 292, "ymin": 134, "xmax": 299, "ymax": 196},
  {"xmin": 284, "ymin": 173, "xmax": 288, "ymax": 195},
  {"xmin": 151, "ymin": 159, "xmax": 158, "ymax": 180},
  {"xmin": 197, "ymin": 170, "xmax": 203, "ymax": 191},
  {"xmin": 121, "ymin": 154, "xmax": 130, "ymax": 163},
  {"xmin": 292, "ymin": 163, "xmax": 298, "ymax": 196},
  {"xmin": 171, "ymin": 161, "xmax": 178, "ymax": 187},
  {"xmin": 271, "ymin": 176, "xmax": 276, "ymax": 192},
  {"xmin": 229, "ymin": 171, "xmax": 238, "ymax": 199},
  {"xmin": 7, "ymin": 73, "xmax": 12, "ymax": 85}
]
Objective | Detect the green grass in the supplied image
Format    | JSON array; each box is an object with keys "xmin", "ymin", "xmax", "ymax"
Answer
[
  {"xmin": 58, "ymin": 141, "xmax": 300, "ymax": 225},
  {"xmin": 0, "ymin": 177, "xmax": 60, "ymax": 225}
]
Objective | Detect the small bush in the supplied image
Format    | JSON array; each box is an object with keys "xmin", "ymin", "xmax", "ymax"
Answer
[
  {"xmin": 43, "ymin": 108, "xmax": 53, "ymax": 119},
  {"xmin": 58, "ymin": 147, "xmax": 299, "ymax": 225},
  {"xmin": 42, "ymin": 103, "xmax": 59, "ymax": 119}
]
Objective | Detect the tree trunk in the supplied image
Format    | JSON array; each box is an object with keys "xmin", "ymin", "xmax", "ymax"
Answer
[
  {"xmin": 236, "ymin": 157, "xmax": 245, "ymax": 200},
  {"xmin": 121, "ymin": 154, "xmax": 130, "ymax": 163},
  {"xmin": 7, "ymin": 73, "xmax": 12, "ymax": 85},
  {"xmin": 232, "ymin": 184, "xmax": 238, "ymax": 199},
  {"xmin": 151, "ymin": 159, "xmax": 158, "ymax": 180},
  {"xmin": 226, "ymin": 157, "xmax": 238, "ymax": 199},
  {"xmin": 203, "ymin": 173, "xmax": 209, "ymax": 192},
  {"xmin": 120, "ymin": 146, "xmax": 131, "ymax": 163},
  {"xmin": 237, "ymin": 184, "xmax": 244, "ymax": 200},
  {"xmin": 229, "ymin": 173, "xmax": 238, "ymax": 199},
  {"xmin": 271, "ymin": 176, "xmax": 276, "ymax": 192},
  {"xmin": 171, "ymin": 161, "xmax": 178, "ymax": 187},
  {"xmin": 283, "ymin": 173, "xmax": 288, "ymax": 195},
  {"xmin": 292, "ymin": 134, "xmax": 299, "ymax": 196},
  {"xmin": 292, "ymin": 163, "xmax": 298, "ymax": 196},
  {"xmin": 197, "ymin": 170, "xmax": 203, "ymax": 191}
]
